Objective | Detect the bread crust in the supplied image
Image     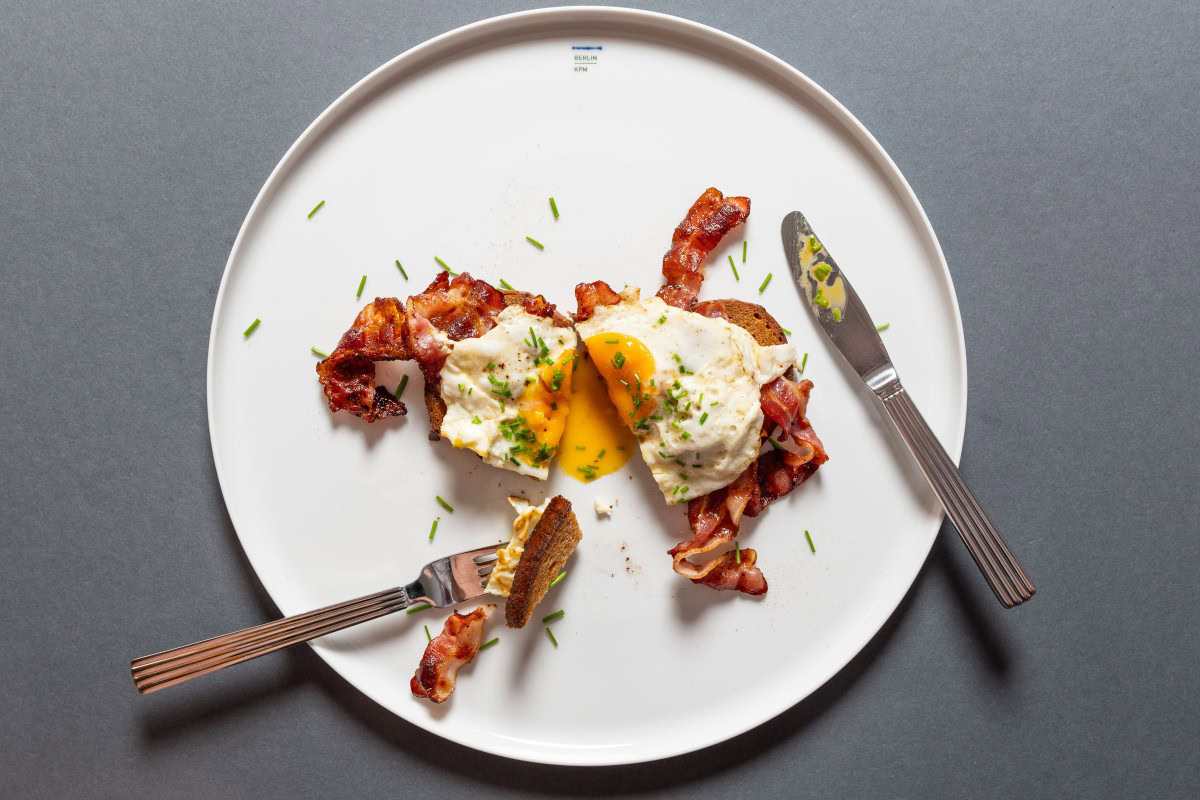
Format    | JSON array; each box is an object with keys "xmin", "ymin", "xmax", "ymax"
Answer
[
  {"xmin": 504, "ymin": 496, "xmax": 581, "ymax": 628},
  {"xmin": 710, "ymin": 298, "xmax": 788, "ymax": 347}
]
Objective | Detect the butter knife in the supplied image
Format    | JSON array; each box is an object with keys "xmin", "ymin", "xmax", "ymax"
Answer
[{"xmin": 781, "ymin": 211, "xmax": 1034, "ymax": 607}]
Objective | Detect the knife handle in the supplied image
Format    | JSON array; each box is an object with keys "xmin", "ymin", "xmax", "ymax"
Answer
[{"xmin": 879, "ymin": 384, "xmax": 1035, "ymax": 607}]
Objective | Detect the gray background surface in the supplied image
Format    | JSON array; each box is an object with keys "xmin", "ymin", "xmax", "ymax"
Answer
[{"xmin": 2, "ymin": 1, "xmax": 1198, "ymax": 797}]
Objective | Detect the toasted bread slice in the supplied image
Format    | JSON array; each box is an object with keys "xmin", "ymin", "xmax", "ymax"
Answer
[
  {"xmin": 505, "ymin": 495, "xmax": 581, "ymax": 628},
  {"xmin": 713, "ymin": 298, "xmax": 789, "ymax": 348},
  {"xmin": 423, "ymin": 291, "xmax": 572, "ymax": 440}
]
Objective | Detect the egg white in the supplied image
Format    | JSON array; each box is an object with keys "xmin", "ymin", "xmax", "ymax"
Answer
[
  {"xmin": 575, "ymin": 292, "xmax": 796, "ymax": 503},
  {"xmin": 438, "ymin": 306, "xmax": 574, "ymax": 479}
]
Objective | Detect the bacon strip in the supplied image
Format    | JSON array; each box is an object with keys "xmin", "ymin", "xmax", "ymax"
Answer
[
  {"xmin": 657, "ymin": 188, "xmax": 750, "ymax": 310},
  {"xmin": 573, "ymin": 279, "xmax": 622, "ymax": 323},
  {"xmin": 404, "ymin": 272, "xmax": 507, "ymax": 382},
  {"xmin": 410, "ymin": 604, "xmax": 495, "ymax": 704},
  {"xmin": 670, "ymin": 379, "xmax": 827, "ymax": 594},
  {"xmin": 316, "ymin": 297, "xmax": 411, "ymax": 422}
]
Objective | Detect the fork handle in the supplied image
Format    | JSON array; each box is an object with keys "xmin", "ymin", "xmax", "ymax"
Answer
[
  {"xmin": 879, "ymin": 384, "xmax": 1035, "ymax": 607},
  {"xmin": 131, "ymin": 581, "xmax": 426, "ymax": 694}
]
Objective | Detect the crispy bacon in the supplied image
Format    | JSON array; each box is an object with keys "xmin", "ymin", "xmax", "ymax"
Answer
[
  {"xmin": 315, "ymin": 297, "xmax": 411, "ymax": 421},
  {"xmin": 403, "ymin": 271, "xmax": 508, "ymax": 388},
  {"xmin": 670, "ymin": 379, "xmax": 827, "ymax": 594},
  {"xmin": 695, "ymin": 549, "xmax": 768, "ymax": 595},
  {"xmin": 410, "ymin": 604, "xmax": 494, "ymax": 704},
  {"xmin": 657, "ymin": 188, "xmax": 750, "ymax": 310},
  {"xmin": 573, "ymin": 280, "xmax": 622, "ymax": 322}
]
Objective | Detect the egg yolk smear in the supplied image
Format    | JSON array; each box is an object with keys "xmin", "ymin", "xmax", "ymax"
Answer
[
  {"xmin": 515, "ymin": 348, "xmax": 575, "ymax": 464},
  {"xmin": 557, "ymin": 351, "xmax": 636, "ymax": 481},
  {"xmin": 583, "ymin": 333, "xmax": 658, "ymax": 429}
]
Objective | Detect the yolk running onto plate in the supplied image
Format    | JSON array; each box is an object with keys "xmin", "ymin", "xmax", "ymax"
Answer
[
  {"xmin": 558, "ymin": 352, "xmax": 636, "ymax": 481},
  {"xmin": 583, "ymin": 333, "xmax": 657, "ymax": 429},
  {"xmin": 517, "ymin": 349, "xmax": 575, "ymax": 462}
]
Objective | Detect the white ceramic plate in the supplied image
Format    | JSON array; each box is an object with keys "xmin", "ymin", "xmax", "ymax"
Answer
[{"xmin": 208, "ymin": 7, "xmax": 966, "ymax": 766}]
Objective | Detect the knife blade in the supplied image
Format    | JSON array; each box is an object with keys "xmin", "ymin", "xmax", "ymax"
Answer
[{"xmin": 781, "ymin": 210, "xmax": 1035, "ymax": 607}]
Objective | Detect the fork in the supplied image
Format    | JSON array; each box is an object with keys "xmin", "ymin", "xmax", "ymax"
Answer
[{"xmin": 130, "ymin": 542, "xmax": 502, "ymax": 694}]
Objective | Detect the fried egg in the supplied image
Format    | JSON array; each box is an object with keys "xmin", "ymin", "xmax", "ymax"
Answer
[
  {"xmin": 574, "ymin": 290, "xmax": 797, "ymax": 503},
  {"xmin": 438, "ymin": 306, "xmax": 574, "ymax": 479},
  {"xmin": 485, "ymin": 496, "xmax": 549, "ymax": 596},
  {"xmin": 555, "ymin": 351, "xmax": 637, "ymax": 482}
]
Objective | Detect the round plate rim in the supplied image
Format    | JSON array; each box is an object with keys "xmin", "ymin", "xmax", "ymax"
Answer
[{"xmin": 206, "ymin": 5, "xmax": 968, "ymax": 766}]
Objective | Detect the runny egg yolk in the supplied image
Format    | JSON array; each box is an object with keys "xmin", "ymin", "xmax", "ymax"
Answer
[
  {"xmin": 583, "ymin": 333, "xmax": 657, "ymax": 429},
  {"xmin": 557, "ymin": 352, "xmax": 636, "ymax": 481},
  {"xmin": 516, "ymin": 348, "xmax": 575, "ymax": 463}
]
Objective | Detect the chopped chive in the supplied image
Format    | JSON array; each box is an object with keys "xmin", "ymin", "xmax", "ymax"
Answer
[
  {"xmin": 780, "ymin": 326, "xmax": 792, "ymax": 335},
  {"xmin": 549, "ymin": 571, "xmax": 566, "ymax": 587},
  {"xmin": 604, "ymin": 337, "xmax": 619, "ymax": 344},
  {"xmin": 735, "ymin": 541, "xmax": 741, "ymax": 564},
  {"xmin": 549, "ymin": 197, "xmax": 559, "ymax": 218},
  {"xmin": 424, "ymin": 624, "xmax": 431, "ymax": 642},
  {"xmin": 596, "ymin": 449, "xmax": 606, "ymax": 460},
  {"xmin": 672, "ymin": 353, "xmax": 681, "ymax": 363},
  {"xmin": 435, "ymin": 495, "xmax": 454, "ymax": 512},
  {"xmin": 680, "ymin": 431, "xmax": 691, "ymax": 440},
  {"xmin": 699, "ymin": 412, "xmax": 709, "ymax": 425},
  {"xmin": 541, "ymin": 609, "xmax": 565, "ymax": 624},
  {"xmin": 525, "ymin": 235, "xmax": 545, "ymax": 250},
  {"xmin": 307, "ymin": 200, "xmax": 324, "ymax": 218},
  {"xmin": 742, "ymin": 241, "xmax": 748, "ymax": 263},
  {"xmin": 545, "ymin": 627, "xmax": 559, "ymax": 647},
  {"xmin": 758, "ymin": 272, "xmax": 773, "ymax": 293},
  {"xmin": 832, "ymin": 307, "xmax": 843, "ymax": 322},
  {"xmin": 395, "ymin": 259, "xmax": 408, "ymax": 279},
  {"xmin": 657, "ymin": 315, "xmax": 666, "ymax": 325},
  {"xmin": 575, "ymin": 445, "xmax": 586, "ymax": 450},
  {"xmin": 805, "ymin": 529, "xmax": 816, "ymax": 553},
  {"xmin": 813, "ymin": 291, "xmax": 830, "ymax": 308},
  {"xmin": 611, "ymin": 351, "xmax": 626, "ymax": 370},
  {"xmin": 729, "ymin": 255, "xmax": 740, "ymax": 281},
  {"xmin": 813, "ymin": 263, "xmax": 832, "ymax": 281},
  {"xmin": 876, "ymin": 322, "xmax": 890, "ymax": 331},
  {"xmin": 311, "ymin": 347, "xmax": 329, "ymax": 358},
  {"xmin": 768, "ymin": 438, "xmax": 783, "ymax": 451},
  {"xmin": 499, "ymin": 279, "xmax": 515, "ymax": 290},
  {"xmin": 406, "ymin": 603, "xmax": 431, "ymax": 614},
  {"xmin": 356, "ymin": 274, "xmax": 367, "ymax": 298},
  {"xmin": 479, "ymin": 637, "xmax": 500, "ymax": 650},
  {"xmin": 525, "ymin": 376, "xmax": 536, "ymax": 384},
  {"xmin": 242, "ymin": 318, "xmax": 261, "ymax": 337},
  {"xmin": 434, "ymin": 256, "xmax": 457, "ymax": 275},
  {"xmin": 428, "ymin": 519, "xmax": 437, "ymax": 541},
  {"xmin": 809, "ymin": 235, "xmax": 822, "ymax": 253},
  {"xmin": 471, "ymin": 415, "xmax": 482, "ymax": 424},
  {"xmin": 800, "ymin": 352, "xmax": 808, "ymax": 373},
  {"xmin": 395, "ymin": 374, "xmax": 409, "ymax": 399}
]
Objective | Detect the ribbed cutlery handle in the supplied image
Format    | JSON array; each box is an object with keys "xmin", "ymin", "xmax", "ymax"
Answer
[
  {"xmin": 880, "ymin": 385, "xmax": 1035, "ymax": 607},
  {"xmin": 130, "ymin": 585, "xmax": 417, "ymax": 694}
]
